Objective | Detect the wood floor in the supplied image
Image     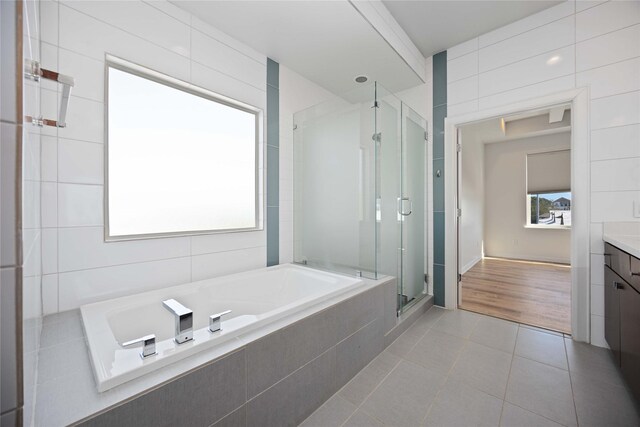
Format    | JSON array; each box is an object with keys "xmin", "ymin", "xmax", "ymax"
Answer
[{"xmin": 459, "ymin": 257, "xmax": 571, "ymax": 333}]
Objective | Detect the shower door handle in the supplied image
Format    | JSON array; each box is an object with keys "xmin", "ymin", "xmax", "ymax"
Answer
[{"xmin": 398, "ymin": 198, "xmax": 412, "ymax": 216}]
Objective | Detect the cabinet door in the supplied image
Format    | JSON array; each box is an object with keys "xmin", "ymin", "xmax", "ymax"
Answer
[
  {"xmin": 605, "ymin": 266, "xmax": 621, "ymax": 365},
  {"xmin": 620, "ymin": 279, "xmax": 640, "ymax": 402}
]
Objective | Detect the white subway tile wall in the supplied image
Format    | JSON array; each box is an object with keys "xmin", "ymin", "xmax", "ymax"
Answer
[
  {"xmin": 39, "ymin": 0, "xmax": 271, "ymax": 313},
  {"xmin": 446, "ymin": 0, "xmax": 640, "ymax": 346}
]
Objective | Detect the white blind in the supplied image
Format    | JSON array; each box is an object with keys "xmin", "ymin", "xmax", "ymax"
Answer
[{"xmin": 527, "ymin": 149, "xmax": 570, "ymax": 194}]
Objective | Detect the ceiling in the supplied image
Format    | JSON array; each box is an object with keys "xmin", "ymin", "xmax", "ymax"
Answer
[
  {"xmin": 383, "ymin": 0, "xmax": 564, "ymax": 57},
  {"xmin": 174, "ymin": 1, "xmax": 564, "ymax": 97},
  {"xmin": 173, "ymin": 1, "xmax": 424, "ymax": 95}
]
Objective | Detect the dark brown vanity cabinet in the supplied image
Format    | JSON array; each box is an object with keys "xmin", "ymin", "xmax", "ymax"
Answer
[{"xmin": 605, "ymin": 242, "xmax": 640, "ymax": 402}]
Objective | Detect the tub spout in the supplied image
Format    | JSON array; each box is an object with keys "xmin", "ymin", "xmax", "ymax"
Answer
[{"xmin": 162, "ymin": 299, "xmax": 193, "ymax": 344}]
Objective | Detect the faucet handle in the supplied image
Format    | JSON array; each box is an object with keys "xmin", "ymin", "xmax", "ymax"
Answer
[
  {"xmin": 209, "ymin": 310, "xmax": 232, "ymax": 333},
  {"xmin": 122, "ymin": 334, "xmax": 156, "ymax": 358}
]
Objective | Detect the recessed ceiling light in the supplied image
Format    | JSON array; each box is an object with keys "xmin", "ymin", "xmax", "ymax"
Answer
[{"xmin": 354, "ymin": 75, "xmax": 368, "ymax": 83}]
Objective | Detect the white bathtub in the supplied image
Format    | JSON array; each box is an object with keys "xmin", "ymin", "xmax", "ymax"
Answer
[{"xmin": 81, "ymin": 264, "xmax": 364, "ymax": 392}]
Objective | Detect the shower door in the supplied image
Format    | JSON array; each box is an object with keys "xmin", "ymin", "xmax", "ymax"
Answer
[
  {"xmin": 398, "ymin": 105, "xmax": 428, "ymax": 312},
  {"xmin": 374, "ymin": 85, "xmax": 428, "ymax": 313}
]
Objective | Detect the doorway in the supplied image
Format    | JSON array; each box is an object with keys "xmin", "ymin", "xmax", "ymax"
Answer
[{"xmin": 456, "ymin": 105, "xmax": 573, "ymax": 333}]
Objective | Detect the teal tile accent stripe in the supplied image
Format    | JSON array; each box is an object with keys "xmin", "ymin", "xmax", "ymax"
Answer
[
  {"xmin": 432, "ymin": 51, "xmax": 447, "ymax": 306},
  {"xmin": 267, "ymin": 58, "xmax": 279, "ymax": 267}
]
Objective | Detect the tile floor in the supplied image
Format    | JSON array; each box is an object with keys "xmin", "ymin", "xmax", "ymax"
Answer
[{"xmin": 300, "ymin": 307, "xmax": 640, "ymax": 427}]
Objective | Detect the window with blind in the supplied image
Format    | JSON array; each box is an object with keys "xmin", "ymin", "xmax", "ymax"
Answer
[{"xmin": 526, "ymin": 149, "xmax": 571, "ymax": 227}]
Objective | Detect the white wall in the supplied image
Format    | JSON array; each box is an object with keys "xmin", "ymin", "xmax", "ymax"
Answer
[
  {"xmin": 445, "ymin": 0, "xmax": 640, "ymax": 346},
  {"xmin": 459, "ymin": 125, "xmax": 485, "ymax": 273},
  {"xmin": 484, "ymin": 133, "xmax": 572, "ymax": 264},
  {"xmin": 38, "ymin": 0, "xmax": 273, "ymax": 314}
]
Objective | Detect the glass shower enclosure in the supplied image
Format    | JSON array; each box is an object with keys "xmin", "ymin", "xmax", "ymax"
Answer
[{"xmin": 293, "ymin": 82, "xmax": 429, "ymax": 313}]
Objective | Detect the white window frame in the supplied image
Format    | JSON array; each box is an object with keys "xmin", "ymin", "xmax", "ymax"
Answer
[{"xmin": 104, "ymin": 55, "xmax": 263, "ymax": 241}]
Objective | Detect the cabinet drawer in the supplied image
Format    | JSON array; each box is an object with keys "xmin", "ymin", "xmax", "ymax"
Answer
[{"xmin": 605, "ymin": 243, "xmax": 632, "ymax": 285}]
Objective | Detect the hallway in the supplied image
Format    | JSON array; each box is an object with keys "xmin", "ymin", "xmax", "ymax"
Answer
[{"xmin": 460, "ymin": 257, "xmax": 571, "ymax": 333}]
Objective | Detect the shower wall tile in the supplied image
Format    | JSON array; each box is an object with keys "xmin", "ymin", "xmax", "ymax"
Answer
[
  {"xmin": 433, "ymin": 212, "xmax": 445, "ymax": 266},
  {"xmin": 267, "ymin": 58, "xmax": 279, "ymax": 266},
  {"xmin": 433, "ymin": 51, "xmax": 448, "ymax": 107},
  {"xmin": 267, "ymin": 58, "xmax": 279, "ymax": 89},
  {"xmin": 267, "ymin": 146, "xmax": 279, "ymax": 206},
  {"xmin": 433, "ymin": 158, "xmax": 445, "ymax": 212},
  {"xmin": 432, "ymin": 51, "xmax": 447, "ymax": 307}
]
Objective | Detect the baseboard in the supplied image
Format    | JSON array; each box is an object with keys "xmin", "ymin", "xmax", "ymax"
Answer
[
  {"xmin": 485, "ymin": 253, "xmax": 570, "ymax": 265},
  {"xmin": 460, "ymin": 256, "xmax": 482, "ymax": 274}
]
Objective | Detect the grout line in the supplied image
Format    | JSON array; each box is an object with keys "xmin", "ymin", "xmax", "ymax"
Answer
[
  {"xmin": 591, "ymin": 88, "xmax": 640, "ymax": 102},
  {"xmin": 477, "ymin": 43, "xmax": 575, "ymax": 78},
  {"xmin": 53, "ymin": 5, "xmax": 267, "ymax": 93},
  {"xmin": 338, "ymin": 309, "xmax": 438, "ymax": 426},
  {"xmin": 590, "ymin": 155, "xmax": 640, "ymax": 164},
  {"xmin": 564, "ymin": 337, "xmax": 581, "ymax": 426},
  {"xmin": 575, "ymin": 22, "xmax": 640, "ymax": 46},
  {"xmin": 472, "ymin": 11, "xmax": 575, "ymax": 52},
  {"xmin": 54, "ymin": 245, "xmax": 265, "ymax": 275},
  {"xmin": 498, "ymin": 326, "xmax": 520, "ymax": 425},
  {"xmin": 447, "ymin": 72, "xmax": 575, "ymax": 109}
]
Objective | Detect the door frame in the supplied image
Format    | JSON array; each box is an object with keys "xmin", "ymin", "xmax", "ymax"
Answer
[{"xmin": 444, "ymin": 88, "xmax": 591, "ymax": 343}]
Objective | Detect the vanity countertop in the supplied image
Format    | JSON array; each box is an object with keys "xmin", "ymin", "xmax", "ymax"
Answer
[{"xmin": 603, "ymin": 234, "xmax": 640, "ymax": 259}]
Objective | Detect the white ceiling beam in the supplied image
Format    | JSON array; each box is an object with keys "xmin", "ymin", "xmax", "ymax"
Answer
[{"xmin": 349, "ymin": 0, "xmax": 427, "ymax": 83}]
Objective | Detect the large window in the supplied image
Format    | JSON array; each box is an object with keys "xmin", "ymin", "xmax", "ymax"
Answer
[
  {"xmin": 106, "ymin": 57, "xmax": 261, "ymax": 239},
  {"xmin": 526, "ymin": 149, "xmax": 571, "ymax": 228}
]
